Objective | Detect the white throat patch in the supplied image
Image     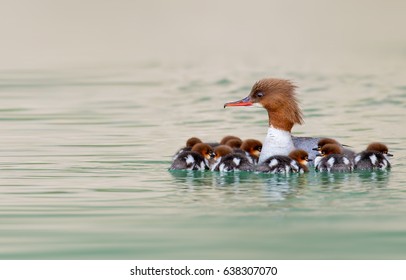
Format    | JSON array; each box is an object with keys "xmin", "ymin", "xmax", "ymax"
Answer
[{"xmin": 258, "ymin": 126, "xmax": 295, "ymax": 164}]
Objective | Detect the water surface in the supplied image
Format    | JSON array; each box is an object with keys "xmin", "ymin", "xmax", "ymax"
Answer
[{"xmin": 1, "ymin": 61, "xmax": 405, "ymax": 259}]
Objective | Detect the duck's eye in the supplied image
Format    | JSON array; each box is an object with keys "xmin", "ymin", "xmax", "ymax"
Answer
[
  {"xmin": 256, "ymin": 146, "xmax": 262, "ymax": 152},
  {"xmin": 254, "ymin": 91, "xmax": 264, "ymax": 98},
  {"xmin": 383, "ymin": 151, "xmax": 388, "ymax": 154},
  {"xmin": 304, "ymin": 157, "xmax": 308, "ymax": 161}
]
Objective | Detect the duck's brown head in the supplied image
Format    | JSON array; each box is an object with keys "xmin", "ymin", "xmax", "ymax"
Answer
[{"xmin": 224, "ymin": 78, "xmax": 303, "ymax": 131}]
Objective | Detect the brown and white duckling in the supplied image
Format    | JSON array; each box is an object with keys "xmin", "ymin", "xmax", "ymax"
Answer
[
  {"xmin": 172, "ymin": 137, "xmax": 202, "ymax": 160},
  {"xmin": 288, "ymin": 149, "xmax": 313, "ymax": 172},
  {"xmin": 354, "ymin": 142, "xmax": 393, "ymax": 170},
  {"xmin": 312, "ymin": 138, "xmax": 355, "ymax": 161},
  {"xmin": 169, "ymin": 143, "xmax": 215, "ymax": 171},
  {"xmin": 233, "ymin": 139, "xmax": 262, "ymax": 165},
  {"xmin": 255, "ymin": 149, "xmax": 311, "ymax": 174},
  {"xmin": 213, "ymin": 145, "xmax": 254, "ymax": 172},
  {"xmin": 315, "ymin": 144, "xmax": 354, "ymax": 172},
  {"xmin": 210, "ymin": 145, "xmax": 233, "ymax": 171}
]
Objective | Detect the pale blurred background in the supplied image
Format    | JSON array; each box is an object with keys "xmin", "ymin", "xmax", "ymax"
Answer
[{"xmin": 1, "ymin": 0, "xmax": 405, "ymax": 71}]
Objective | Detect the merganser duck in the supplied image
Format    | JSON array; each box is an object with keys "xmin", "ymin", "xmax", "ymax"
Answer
[
  {"xmin": 315, "ymin": 144, "xmax": 354, "ymax": 172},
  {"xmin": 312, "ymin": 138, "xmax": 356, "ymax": 161},
  {"xmin": 169, "ymin": 143, "xmax": 215, "ymax": 171},
  {"xmin": 234, "ymin": 139, "xmax": 262, "ymax": 164},
  {"xmin": 172, "ymin": 137, "xmax": 202, "ymax": 160},
  {"xmin": 224, "ymin": 78, "xmax": 321, "ymax": 163},
  {"xmin": 256, "ymin": 149, "xmax": 311, "ymax": 173},
  {"xmin": 354, "ymin": 142, "xmax": 393, "ymax": 170}
]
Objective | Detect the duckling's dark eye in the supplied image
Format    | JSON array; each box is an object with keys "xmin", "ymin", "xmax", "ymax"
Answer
[
  {"xmin": 256, "ymin": 146, "xmax": 262, "ymax": 152},
  {"xmin": 383, "ymin": 151, "xmax": 388, "ymax": 154}
]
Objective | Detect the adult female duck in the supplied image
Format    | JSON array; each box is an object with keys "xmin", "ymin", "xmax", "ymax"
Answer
[{"xmin": 224, "ymin": 78, "xmax": 320, "ymax": 163}]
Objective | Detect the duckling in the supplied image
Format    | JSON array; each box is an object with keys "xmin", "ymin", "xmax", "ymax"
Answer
[
  {"xmin": 215, "ymin": 153, "xmax": 254, "ymax": 172},
  {"xmin": 288, "ymin": 149, "xmax": 313, "ymax": 172},
  {"xmin": 312, "ymin": 138, "xmax": 355, "ymax": 160},
  {"xmin": 172, "ymin": 137, "xmax": 202, "ymax": 160},
  {"xmin": 255, "ymin": 149, "xmax": 311, "ymax": 174},
  {"xmin": 354, "ymin": 142, "xmax": 392, "ymax": 170},
  {"xmin": 169, "ymin": 143, "xmax": 215, "ymax": 171},
  {"xmin": 211, "ymin": 144, "xmax": 254, "ymax": 172},
  {"xmin": 315, "ymin": 144, "xmax": 354, "ymax": 172},
  {"xmin": 234, "ymin": 139, "xmax": 262, "ymax": 164},
  {"xmin": 210, "ymin": 145, "xmax": 233, "ymax": 171}
]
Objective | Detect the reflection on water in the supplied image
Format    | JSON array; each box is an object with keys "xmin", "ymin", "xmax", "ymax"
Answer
[{"xmin": 169, "ymin": 169, "xmax": 391, "ymax": 202}]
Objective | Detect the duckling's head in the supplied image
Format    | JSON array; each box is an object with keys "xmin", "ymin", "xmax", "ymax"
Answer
[
  {"xmin": 319, "ymin": 144, "xmax": 342, "ymax": 157},
  {"xmin": 213, "ymin": 145, "xmax": 233, "ymax": 160},
  {"xmin": 192, "ymin": 143, "xmax": 215, "ymax": 160},
  {"xmin": 313, "ymin": 138, "xmax": 340, "ymax": 151},
  {"xmin": 225, "ymin": 138, "xmax": 242, "ymax": 149},
  {"xmin": 186, "ymin": 137, "xmax": 202, "ymax": 148},
  {"xmin": 366, "ymin": 142, "xmax": 393, "ymax": 157},
  {"xmin": 241, "ymin": 139, "xmax": 262, "ymax": 158},
  {"xmin": 289, "ymin": 149, "xmax": 312, "ymax": 166},
  {"xmin": 220, "ymin": 135, "xmax": 242, "ymax": 145}
]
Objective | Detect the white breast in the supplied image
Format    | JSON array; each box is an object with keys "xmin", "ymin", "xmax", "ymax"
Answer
[{"xmin": 259, "ymin": 126, "xmax": 295, "ymax": 164}]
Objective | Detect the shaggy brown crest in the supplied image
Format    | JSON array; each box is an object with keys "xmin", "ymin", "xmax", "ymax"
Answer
[{"xmin": 250, "ymin": 78, "xmax": 303, "ymax": 131}]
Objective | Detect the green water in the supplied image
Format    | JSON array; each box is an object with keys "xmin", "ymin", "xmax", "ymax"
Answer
[
  {"xmin": 1, "ymin": 0, "xmax": 406, "ymax": 260},
  {"xmin": 0, "ymin": 63, "xmax": 405, "ymax": 259}
]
